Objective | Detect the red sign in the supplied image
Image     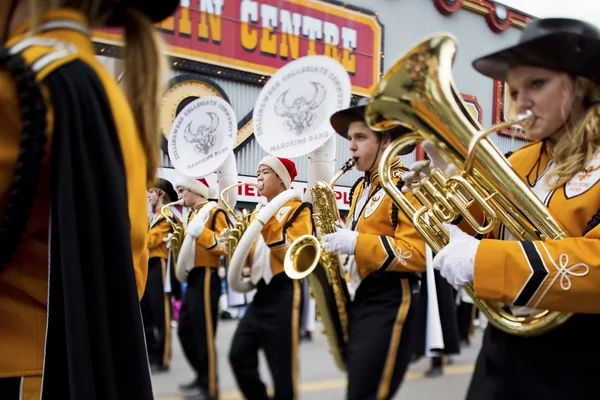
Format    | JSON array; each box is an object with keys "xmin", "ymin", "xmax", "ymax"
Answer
[
  {"xmin": 157, "ymin": 168, "xmax": 353, "ymax": 210},
  {"xmin": 93, "ymin": 0, "xmax": 382, "ymax": 96}
]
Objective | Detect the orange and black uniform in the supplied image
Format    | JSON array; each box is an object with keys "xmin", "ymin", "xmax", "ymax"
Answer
[
  {"xmin": 229, "ymin": 199, "xmax": 311, "ymax": 400},
  {"xmin": 345, "ymin": 157, "xmax": 426, "ymax": 400},
  {"xmin": 467, "ymin": 141, "xmax": 600, "ymax": 400},
  {"xmin": 178, "ymin": 203, "xmax": 228, "ymax": 399},
  {"xmin": 0, "ymin": 9, "xmax": 151, "ymax": 400},
  {"xmin": 143, "ymin": 208, "xmax": 176, "ymax": 370}
]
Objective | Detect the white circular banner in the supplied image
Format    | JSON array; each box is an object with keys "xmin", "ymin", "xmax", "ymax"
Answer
[
  {"xmin": 253, "ymin": 55, "xmax": 351, "ymax": 158},
  {"xmin": 168, "ymin": 96, "xmax": 236, "ymax": 178}
]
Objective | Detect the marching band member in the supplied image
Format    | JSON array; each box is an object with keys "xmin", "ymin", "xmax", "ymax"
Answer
[
  {"xmin": 416, "ymin": 18, "xmax": 600, "ymax": 399},
  {"xmin": 144, "ymin": 178, "xmax": 179, "ymax": 372},
  {"xmin": 324, "ymin": 98, "xmax": 426, "ymax": 399},
  {"xmin": 228, "ymin": 156, "xmax": 311, "ymax": 400},
  {"xmin": 175, "ymin": 176, "xmax": 228, "ymax": 399},
  {"xmin": 0, "ymin": 0, "xmax": 176, "ymax": 398}
]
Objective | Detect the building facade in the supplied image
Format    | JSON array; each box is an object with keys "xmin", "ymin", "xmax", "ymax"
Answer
[{"xmin": 94, "ymin": 0, "xmax": 532, "ymax": 211}]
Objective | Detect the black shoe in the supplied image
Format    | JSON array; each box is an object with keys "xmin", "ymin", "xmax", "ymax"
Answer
[
  {"xmin": 150, "ymin": 363, "xmax": 169, "ymax": 373},
  {"xmin": 184, "ymin": 387, "xmax": 217, "ymax": 400},
  {"xmin": 179, "ymin": 379, "xmax": 201, "ymax": 392},
  {"xmin": 300, "ymin": 331, "xmax": 313, "ymax": 342},
  {"xmin": 424, "ymin": 366, "xmax": 443, "ymax": 378}
]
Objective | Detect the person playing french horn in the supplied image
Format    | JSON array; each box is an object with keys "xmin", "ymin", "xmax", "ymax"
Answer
[
  {"xmin": 175, "ymin": 176, "xmax": 228, "ymax": 399},
  {"xmin": 228, "ymin": 156, "xmax": 312, "ymax": 400},
  {"xmin": 144, "ymin": 177, "xmax": 179, "ymax": 372},
  {"xmin": 323, "ymin": 97, "xmax": 426, "ymax": 400},
  {"xmin": 405, "ymin": 18, "xmax": 600, "ymax": 400}
]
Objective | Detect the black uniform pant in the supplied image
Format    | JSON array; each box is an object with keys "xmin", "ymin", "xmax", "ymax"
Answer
[
  {"xmin": 140, "ymin": 257, "xmax": 171, "ymax": 368},
  {"xmin": 457, "ymin": 301, "xmax": 476, "ymax": 344},
  {"xmin": 0, "ymin": 376, "xmax": 42, "ymax": 399},
  {"xmin": 467, "ymin": 313, "xmax": 600, "ymax": 400},
  {"xmin": 347, "ymin": 271, "xmax": 419, "ymax": 400},
  {"xmin": 178, "ymin": 267, "xmax": 221, "ymax": 398},
  {"xmin": 229, "ymin": 273, "xmax": 301, "ymax": 400}
]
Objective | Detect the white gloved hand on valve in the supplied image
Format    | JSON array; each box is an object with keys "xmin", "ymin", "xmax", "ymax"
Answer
[
  {"xmin": 322, "ymin": 229, "xmax": 359, "ymax": 255},
  {"xmin": 421, "ymin": 140, "xmax": 458, "ymax": 177},
  {"xmin": 163, "ymin": 232, "xmax": 174, "ymax": 249},
  {"xmin": 186, "ymin": 213, "xmax": 209, "ymax": 238},
  {"xmin": 432, "ymin": 223, "xmax": 480, "ymax": 289}
]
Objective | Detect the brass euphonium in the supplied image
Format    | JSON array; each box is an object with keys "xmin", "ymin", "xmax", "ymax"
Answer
[
  {"xmin": 284, "ymin": 158, "xmax": 355, "ymax": 371},
  {"xmin": 365, "ymin": 33, "xmax": 572, "ymax": 336},
  {"xmin": 160, "ymin": 199, "xmax": 185, "ymax": 264}
]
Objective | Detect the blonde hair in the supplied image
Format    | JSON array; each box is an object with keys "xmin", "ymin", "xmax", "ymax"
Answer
[
  {"xmin": 546, "ymin": 77, "xmax": 600, "ymax": 190},
  {"xmin": 28, "ymin": 0, "xmax": 169, "ymax": 184}
]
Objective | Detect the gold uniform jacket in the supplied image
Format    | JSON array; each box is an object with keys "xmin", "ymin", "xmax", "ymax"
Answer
[
  {"xmin": 475, "ymin": 141, "xmax": 600, "ymax": 313},
  {"xmin": 148, "ymin": 211, "xmax": 172, "ymax": 260},
  {"xmin": 250, "ymin": 199, "xmax": 313, "ymax": 277},
  {"xmin": 348, "ymin": 158, "xmax": 426, "ymax": 278},
  {"xmin": 0, "ymin": 10, "xmax": 149, "ymax": 379},
  {"xmin": 188, "ymin": 203, "xmax": 228, "ymax": 268}
]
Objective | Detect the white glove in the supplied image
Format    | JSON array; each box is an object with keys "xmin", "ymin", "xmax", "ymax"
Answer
[
  {"xmin": 432, "ymin": 223, "xmax": 479, "ymax": 289},
  {"xmin": 322, "ymin": 229, "xmax": 358, "ymax": 255},
  {"xmin": 163, "ymin": 232, "xmax": 174, "ymax": 249},
  {"xmin": 186, "ymin": 213, "xmax": 209, "ymax": 238},
  {"xmin": 422, "ymin": 140, "xmax": 458, "ymax": 177},
  {"xmin": 218, "ymin": 266, "xmax": 226, "ymax": 279},
  {"xmin": 402, "ymin": 160, "xmax": 432, "ymax": 193}
]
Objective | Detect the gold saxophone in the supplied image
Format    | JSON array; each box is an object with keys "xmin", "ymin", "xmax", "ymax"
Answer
[
  {"xmin": 160, "ymin": 200, "xmax": 185, "ymax": 264},
  {"xmin": 365, "ymin": 33, "xmax": 572, "ymax": 336},
  {"xmin": 284, "ymin": 158, "xmax": 356, "ymax": 371}
]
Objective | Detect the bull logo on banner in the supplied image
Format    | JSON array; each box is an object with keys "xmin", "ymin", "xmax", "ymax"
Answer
[
  {"xmin": 274, "ymin": 82, "xmax": 327, "ymax": 136},
  {"xmin": 184, "ymin": 112, "xmax": 219, "ymax": 155}
]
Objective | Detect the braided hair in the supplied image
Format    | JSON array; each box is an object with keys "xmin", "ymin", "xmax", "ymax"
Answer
[{"xmin": 0, "ymin": 45, "xmax": 48, "ymax": 268}]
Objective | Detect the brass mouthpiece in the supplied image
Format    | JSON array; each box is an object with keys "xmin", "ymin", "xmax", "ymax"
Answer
[{"xmin": 513, "ymin": 109, "xmax": 535, "ymax": 130}]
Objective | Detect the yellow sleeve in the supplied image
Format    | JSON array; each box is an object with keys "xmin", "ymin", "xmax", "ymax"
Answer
[
  {"xmin": 147, "ymin": 218, "xmax": 170, "ymax": 250},
  {"xmin": 355, "ymin": 193, "xmax": 426, "ymax": 277},
  {"xmin": 195, "ymin": 208, "xmax": 227, "ymax": 255},
  {"xmin": 134, "ymin": 249, "xmax": 149, "ymax": 299},
  {"xmin": 474, "ymin": 225, "xmax": 600, "ymax": 313}
]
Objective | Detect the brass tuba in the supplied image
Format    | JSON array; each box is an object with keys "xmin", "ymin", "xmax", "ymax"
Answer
[
  {"xmin": 160, "ymin": 199, "xmax": 185, "ymax": 264},
  {"xmin": 365, "ymin": 33, "xmax": 572, "ymax": 336},
  {"xmin": 283, "ymin": 158, "xmax": 356, "ymax": 371},
  {"xmin": 224, "ymin": 184, "xmax": 302, "ymax": 293}
]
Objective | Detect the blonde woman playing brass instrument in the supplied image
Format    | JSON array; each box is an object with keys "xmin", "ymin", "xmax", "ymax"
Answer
[
  {"xmin": 406, "ymin": 18, "xmax": 600, "ymax": 400},
  {"xmin": 324, "ymin": 98, "xmax": 425, "ymax": 400}
]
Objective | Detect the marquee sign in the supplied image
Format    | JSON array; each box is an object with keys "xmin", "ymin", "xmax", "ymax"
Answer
[
  {"xmin": 433, "ymin": 0, "xmax": 532, "ymax": 32},
  {"xmin": 493, "ymin": 81, "xmax": 527, "ymax": 139},
  {"xmin": 93, "ymin": 0, "xmax": 383, "ymax": 96}
]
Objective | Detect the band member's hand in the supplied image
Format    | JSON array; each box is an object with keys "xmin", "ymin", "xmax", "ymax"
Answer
[
  {"xmin": 218, "ymin": 267, "xmax": 226, "ymax": 279},
  {"xmin": 163, "ymin": 233, "xmax": 174, "ymax": 249},
  {"xmin": 186, "ymin": 216, "xmax": 207, "ymax": 238},
  {"xmin": 432, "ymin": 223, "xmax": 479, "ymax": 289},
  {"xmin": 421, "ymin": 140, "xmax": 458, "ymax": 177},
  {"xmin": 401, "ymin": 161, "xmax": 431, "ymax": 193},
  {"xmin": 322, "ymin": 229, "xmax": 358, "ymax": 255}
]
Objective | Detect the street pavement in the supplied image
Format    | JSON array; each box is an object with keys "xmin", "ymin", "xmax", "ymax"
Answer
[{"xmin": 152, "ymin": 318, "xmax": 485, "ymax": 400}]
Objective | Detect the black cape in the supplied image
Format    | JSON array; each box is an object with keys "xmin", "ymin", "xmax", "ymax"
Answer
[
  {"xmin": 40, "ymin": 59, "xmax": 153, "ymax": 399},
  {"xmin": 411, "ymin": 269, "xmax": 461, "ymax": 359}
]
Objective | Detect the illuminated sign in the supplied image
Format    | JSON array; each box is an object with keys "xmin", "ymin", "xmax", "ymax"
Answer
[{"xmin": 93, "ymin": 0, "xmax": 383, "ymax": 96}]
